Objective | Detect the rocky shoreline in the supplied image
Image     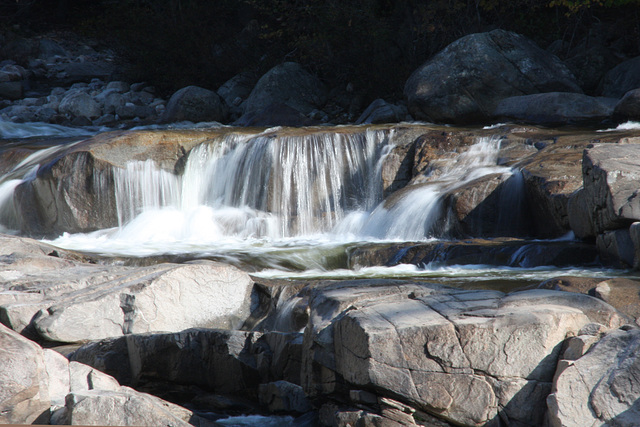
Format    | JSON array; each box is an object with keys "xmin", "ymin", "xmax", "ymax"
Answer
[
  {"xmin": 2, "ymin": 29, "xmax": 640, "ymax": 131},
  {"xmin": 4, "ymin": 27, "xmax": 640, "ymax": 427}
]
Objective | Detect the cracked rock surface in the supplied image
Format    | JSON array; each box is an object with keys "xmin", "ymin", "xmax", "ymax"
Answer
[{"xmin": 301, "ymin": 280, "xmax": 625, "ymax": 426}]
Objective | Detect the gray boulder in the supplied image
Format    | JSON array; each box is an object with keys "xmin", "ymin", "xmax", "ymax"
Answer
[
  {"xmin": 404, "ymin": 29, "xmax": 581, "ymax": 124},
  {"xmin": 613, "ymin": 88, "xmax": 640, "ymax": 120},
  {"xmin": 302, "ymin": 281, "xmax": 624, "ymax": 426},
  {"xmin": 161, "ymin": 85, "xmax": 228, "ymax": 123},
  {"xmin": 0, "ymin": 323, "xmax": 203, "ymax": 426},
  {"xmin": 217, "ymin": 71, "xmax": 256, "ymax": 118},
  {"xmin": 601, "ymin": 56, "xmax": 640, "ymax": 98},
  {"xmin": 547, "ymin": 328, "xmax": 640, "ymax": 427},
  {"xmin": 494, "ymin": 92, "xmax": 616, "ymax": 125},
  {"xmin": 244, "ymin": 62, "xmax": 327, "ymax": 116},
  {"xmin": 58, "ymin": 91, "xmax": 101, "ymax": 120},
  {"xmin": 31, "ymin": 261, "xmax": 254, "ymax": 343}
]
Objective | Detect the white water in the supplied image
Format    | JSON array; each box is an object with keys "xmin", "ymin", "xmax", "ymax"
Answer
[
  {"xmin": 34, "ymin": 135, "xmax": 516, "ymax": 264},
  {"xmin": 0, "ymin": 127, "xmax": 619, "ymax": 283}
]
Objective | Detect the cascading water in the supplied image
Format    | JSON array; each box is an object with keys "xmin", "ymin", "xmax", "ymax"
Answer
[{"xmin": 346, "ymin": 135, "xmax": 519, "ymax": 240}]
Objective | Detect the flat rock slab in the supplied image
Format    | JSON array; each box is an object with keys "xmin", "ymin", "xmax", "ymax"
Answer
[
  {"xmin": 301, "ymin": 281, "xmax": 625, "ymax": 426},
  {"xmin": 0, "ymin": 234, "xmax": 255, "ymax": 343}
]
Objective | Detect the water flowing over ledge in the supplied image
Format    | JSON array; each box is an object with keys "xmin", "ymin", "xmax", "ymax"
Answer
[{"xmin": 1, "ymin": 122, "xmax": 638, "ymax": 283}]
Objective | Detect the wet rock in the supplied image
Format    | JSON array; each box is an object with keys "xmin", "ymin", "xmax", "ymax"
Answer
[
  {"xmin": 161, "ymin": 85, "xmax": 228, "ymax": 123},
  {"xmin": 547, "ymin": 328, "xmax": 640, "ymax": 427},
  {"xmin": 259, "ymin": 381, "xmax": 311, "ymax": 413},
  {"xmin": 596, "ymin": 228, "xmax": 635, "ymax": 267},
  {"xmin": 601, "ymin": 55, "xmax": 640, "ymax": 98},
  {"xmin": 404, "ymin": 30, "xmax": 581, "ymax": 124},
  {"xmin": 302, "ymin": 281, "xmax": 623, "ymax": 426},
  {"xmin": 12, "ymin": 128, "xmax": 222, "ymax": 236},
  {"xmin": 494, "ymin": 92, "xmax": 616, "ymax": 126},
  {"xmin": 244, "ymin": 62, "xmax": 327, "ymax": 116},
  {"xmin": 348, "ymin": 239, "xmax": 599, "ymax": 270}
]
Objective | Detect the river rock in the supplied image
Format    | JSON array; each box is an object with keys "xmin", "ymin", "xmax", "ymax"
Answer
[
  {"xmin": 601, "ymin": 55, "xmax": 640, "ymax": 98},
  {"xmin": 234, "ymin": 102, "xmax": 320, "ymax": 127},
  {"xmin": 161, "ymin": 85, "xmax": 228, "ymax": 123},
  {"xmin": 613, "ymin": 88, "xmax": 640, "ymax": 120},
  {"xmin": 244, "ymin": 62, "xmax": 327, "ymax": 116},
  {"xmin": 569, "ymin": 142, "xmax": 640, "ymax": 237},
  {"xmin": 494, "ymin": 92, "xmax": 616, "ymax": 126},
  {"xmin": 217, "ymin": 71, "xmax": 257, "ymax": 119},
  {"xmin": 404, "ymin": 29, "xmax": 581, "ymax": 124},
  {"xmin": 58, "ymin": 90, "xmax": 101, "ymax": 120},
  {"xmin": 547, "ymin": 327, "xmax": 640, "ymax": 427},
  {"xmin": 301, "ymin": 281, "xmax": 623, "ymax": 426},
  {"xmin": 31, "ymin": 261, "xmax": 254, "ymax": 343},
  {"xmin": 348, "ymin": 239, "xmax": 599, "ymax": 271}
]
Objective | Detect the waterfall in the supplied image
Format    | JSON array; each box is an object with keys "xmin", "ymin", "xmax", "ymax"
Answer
[
  {"xmin": 344, "ymin": 136, "xmax": 517, "ymax": 240},
  {"xmin": 106, "ymin": 128, "xmax": 393, "ymax": 242}
]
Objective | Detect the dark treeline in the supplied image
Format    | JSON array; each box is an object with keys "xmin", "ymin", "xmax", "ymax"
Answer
[{"xmin": 1, "ymin": 0, "xmax": 639, "ymax": 101}]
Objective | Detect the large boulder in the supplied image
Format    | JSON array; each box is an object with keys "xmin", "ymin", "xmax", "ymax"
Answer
[
  {"xmin": 244, "ymin": 62, "xmax": 327, "ymax": 116},
  {"xmin": 494, "ymin": 92, "xmax": 616, "ymax": 126},
  {"xmin": 404, "ymin": 30, "xmax": 581, "ymax": 124},
  {"xmin": 547, "ymin": 327, "xmax": 640, "ymax": 427},
  {"xmin": 568, "ymin": 142, "xmax": 640, "ymax": 238},
  {"xmin": 601, "ymin": 56, "xmax": 640, "ymax": 98},
  {"xmin": 31, "ymin": 261, "xmax": 254, "ymax": 343},
  {"xmin": 161, "ymin": 85, "xmax": 228, "ymax": 123},
  {"xmin": 301, "ymin": 281, "xmax": 624, "ymax": 426}
]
